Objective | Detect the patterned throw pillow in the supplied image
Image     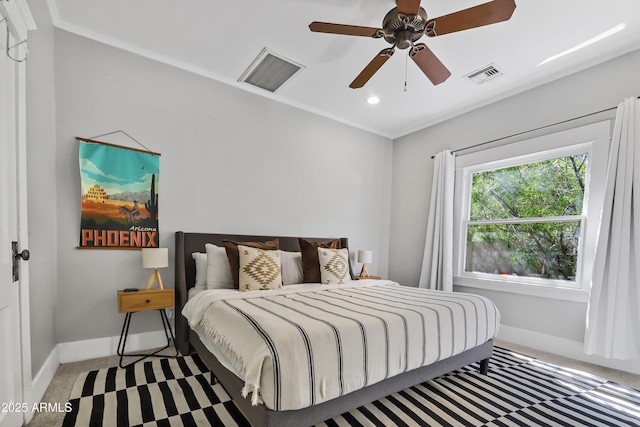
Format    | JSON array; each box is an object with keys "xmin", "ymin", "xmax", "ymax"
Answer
[
  {"xmin": 318, "ymin": 248, "xmax": 351, "ymax": 285},
  {"xmin": 298, "ymin": 238, "xmax": 341, "ymax": 283},
  {"xmin": 238, "ymin": 245, "xmax": 283, "ymax": 291},
  {"xmin": 223, "ymin": 239, "xmax": 280, "ymax": 288}
]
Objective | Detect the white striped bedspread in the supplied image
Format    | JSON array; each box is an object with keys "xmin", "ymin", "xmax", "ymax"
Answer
[{"xmin": 182, "ymin": 280, "xmax": 500, "ymax": 411}]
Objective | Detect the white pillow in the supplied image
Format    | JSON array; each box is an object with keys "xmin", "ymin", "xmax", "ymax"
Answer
[
  {"xmin": 205, "ymin": 243, "xmax": 234, "ymax": 289},
  {"xmin": 318, "ymin": 247, "xmax": 351, "ymax": 285},
  {"xmin": 238, "ymin": 246, "xmax": 282, "ymax": 291},
  {"xmin": 281, "ymin": 251, "xmax": 303, "ymax": 285},
  {"xmin": 192, "ymin": 252, "xmax": 207, "ymax": 290}
]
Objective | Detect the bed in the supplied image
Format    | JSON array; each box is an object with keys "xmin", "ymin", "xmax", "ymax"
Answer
[{"xmin": 175, "ymin": 231, "xmax": 498, "ymax": 427}]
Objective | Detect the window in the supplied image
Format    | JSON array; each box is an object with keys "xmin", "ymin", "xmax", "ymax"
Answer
[
  {"xmin": 453, "ymin": 122, "xmax": 611, "ymax": 300},
  {"xmin": 465, "ymin": 153, "xmax": 586, "ymax": 283}
]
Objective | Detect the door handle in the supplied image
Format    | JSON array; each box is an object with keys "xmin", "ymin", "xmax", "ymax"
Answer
[{"xmin": 12, "ymin": 241, "xmax": 29, "ymax": 282}]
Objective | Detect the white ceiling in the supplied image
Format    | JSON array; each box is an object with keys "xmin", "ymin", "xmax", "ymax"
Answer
[{"xmin": 48, "ymin": 0, "xmax": 640, "ymax": 138}]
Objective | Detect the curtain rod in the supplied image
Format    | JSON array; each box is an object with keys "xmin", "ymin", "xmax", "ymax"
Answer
[{"xmin": 430, "ymin": 96, "xmax": 639, "ymax": 159}]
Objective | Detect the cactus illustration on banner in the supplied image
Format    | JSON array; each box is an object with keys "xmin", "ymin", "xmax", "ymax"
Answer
[{"xmin": 145, "ymin": 173, "xmax": 158, "ymax": 221}]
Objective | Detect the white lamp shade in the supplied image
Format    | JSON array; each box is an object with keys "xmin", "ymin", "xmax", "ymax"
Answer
[
  {"xmin": 142, "ymin": 248, "xmax": 169, "ymax": 269},
  {"xmin": 357, "ymin": 250, "xmax": 373, "ymax": 264}
]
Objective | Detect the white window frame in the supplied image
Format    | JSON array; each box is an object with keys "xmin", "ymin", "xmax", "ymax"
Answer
[{"xmin": 453, "ymin": 122, "xmax": 611, "ymax": 302}]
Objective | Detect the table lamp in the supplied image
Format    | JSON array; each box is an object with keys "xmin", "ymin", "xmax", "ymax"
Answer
[
  {"xmin": 142, "ymin": 248, "xmax": 169, "ymax": 289},
  {"xmin": 357, "ymin": 250, "xmax": 373, "ymax": 278}
]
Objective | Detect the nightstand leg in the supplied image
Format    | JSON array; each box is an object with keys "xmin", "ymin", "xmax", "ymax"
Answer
[
  {"xmin": 117, "ymin": 309, "xmax": 177, "ymax": 368},
  {"xmin": 117, "ymin": 313, "xmax": 133, "ymax": 366}
]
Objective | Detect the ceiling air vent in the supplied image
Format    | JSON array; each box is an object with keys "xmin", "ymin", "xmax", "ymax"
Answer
[
  {"xmin": 465, "ymin": 64, "xmax": 504, "ymax": 85},
  {"xmin": 238, "ymin": 48, "xmax": 305, "ymax": 93}
]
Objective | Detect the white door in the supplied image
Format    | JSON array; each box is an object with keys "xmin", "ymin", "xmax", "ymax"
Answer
[
  {"xmin": 0, "ymin": 2, "xmax": 33, "ymax": 426},
  {"xmin": 0, "ymin": 46, "xmax": 24, "ymax": 427}
]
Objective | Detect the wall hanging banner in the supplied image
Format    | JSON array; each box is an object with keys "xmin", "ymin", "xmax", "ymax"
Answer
[{"xmin": 77, "ymin": 138, "xmax": 160, "ymax": 249}]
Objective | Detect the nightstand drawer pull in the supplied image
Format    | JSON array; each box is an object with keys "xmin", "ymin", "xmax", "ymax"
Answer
[{"xmin": 146, "ymin": 299, "xmax": 150, "ymax": 303}]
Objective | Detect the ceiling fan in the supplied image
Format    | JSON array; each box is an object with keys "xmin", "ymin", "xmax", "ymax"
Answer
[{"xmin": 309, "ymin": 0, "xmax": 516, "ymax": 89}]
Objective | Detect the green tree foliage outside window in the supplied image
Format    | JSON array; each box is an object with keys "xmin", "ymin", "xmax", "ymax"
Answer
[{"xmin": 466, "ymin": 154, "xmax": 587, "ymax": 281}]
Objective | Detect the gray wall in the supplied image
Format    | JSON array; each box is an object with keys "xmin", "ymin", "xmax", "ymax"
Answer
[
  {"xmin": 389, "ymin": 48, "xmax": 640, "ymax": 343},
  {"xmin": 26, "ymin": 27, "xmax": 392, "ymax": 373},
  {"xmin": 26, "ymin": 2, "xmax": 57, "ymax": 374}
]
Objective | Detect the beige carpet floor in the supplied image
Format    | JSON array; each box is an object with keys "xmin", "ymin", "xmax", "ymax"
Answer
[{"xmin": 26, "ymin": 340, "xmax": 640, "ymax": 427}]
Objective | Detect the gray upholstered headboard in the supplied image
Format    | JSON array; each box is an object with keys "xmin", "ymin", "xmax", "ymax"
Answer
[{"xmin": 174, "ymin": 231, "xmax": 350, "ymax": 355}]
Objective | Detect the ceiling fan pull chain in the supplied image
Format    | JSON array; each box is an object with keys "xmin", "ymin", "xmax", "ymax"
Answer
[{"xmin": 404, "ymin": 50, "xmax": 409, "ymax": 92}]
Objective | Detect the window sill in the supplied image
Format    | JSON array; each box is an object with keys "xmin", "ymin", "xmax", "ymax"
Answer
[{"xmin": 453, "ymin": 275, "xmax": 590, "ymax": 303}]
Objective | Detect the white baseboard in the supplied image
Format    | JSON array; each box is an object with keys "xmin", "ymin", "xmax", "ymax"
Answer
[
  {"xmin": 31, "ymin": 345, "xmax": 61, "ymax": 409},
  {"xmin": 498, "ymin": 325, "xmax": 640, "ymax": 376},
  {"xmin": 58, "ymin": 330, "xmax": 171, "ymax": 363}
]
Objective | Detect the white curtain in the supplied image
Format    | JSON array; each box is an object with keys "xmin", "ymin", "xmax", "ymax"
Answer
[
  {"xmin": 419, "ymin": 150, "xmax": 455, "ymax": 291},
  {"xmin": 584, "ymin": 97, "xmax": 640, "ymax": 359}
]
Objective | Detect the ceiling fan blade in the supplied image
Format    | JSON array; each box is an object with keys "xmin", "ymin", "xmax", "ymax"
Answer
[
  {"xmin": 396, "ymin": 0, "xmax": 421, "ymax": 15},
  {"xmin": 350, "ymin": 48, "xmax": 395, "ymax": 89},
  {"xmin": 410, "ymin": 43, "xmax": 451, "ymax": 85},
  {"xmin": 309, "ymin": 22, "xmax": 383, "ymax": 38},
  {"xmin": 426, "ymin": 0, "xmax": 516, "ymax": 37}
]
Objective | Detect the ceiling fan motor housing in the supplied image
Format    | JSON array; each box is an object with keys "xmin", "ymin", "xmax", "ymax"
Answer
[{"xmin": 382, "ymin": 7, "xmax": 429, "ymax": 49}]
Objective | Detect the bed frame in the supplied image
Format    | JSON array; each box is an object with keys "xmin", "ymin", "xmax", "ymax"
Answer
[{"xmin": 175, "ymin": 231, "xmax": 493, "ymax": 427}]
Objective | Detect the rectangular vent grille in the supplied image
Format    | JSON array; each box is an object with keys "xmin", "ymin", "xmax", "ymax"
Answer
[
  {"xmin": 239, "ymin": 48, "xmax": 305, "ymax": 93},
  {"xmin": 465, "ymin": 64, "xmax": 504, "ymax": 84}
]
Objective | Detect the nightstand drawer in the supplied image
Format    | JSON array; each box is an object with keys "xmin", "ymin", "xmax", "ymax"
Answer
[{"xmin": 118, "ymin": 289, "xmax": 174, "ymax": 313}]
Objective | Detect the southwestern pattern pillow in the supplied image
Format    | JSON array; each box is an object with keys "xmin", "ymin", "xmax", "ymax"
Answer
[
  {"xmin": 238, "ymin": 246, "xmax": 283, "ymax": 291},
  {"xmin": 299, "ymin": 238, "xmax": 341, "ymax": 283},
  {"xmin": 318, "ymin": 247, "xmax": 351, "ymax": 285},
  {"xmin": 223, "ymin": 239, "xmax": 280, "ymax": 288}
]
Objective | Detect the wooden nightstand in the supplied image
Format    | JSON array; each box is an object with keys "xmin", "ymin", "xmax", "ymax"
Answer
[
  {"xmin": 116, "ymin": 288, "xmax": 177, "ymax": 368},
  {"xmin": 356, "ymin": 275, "xmax": 382, "ymax": 280}
]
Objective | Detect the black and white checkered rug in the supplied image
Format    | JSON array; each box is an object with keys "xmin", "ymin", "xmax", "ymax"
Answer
[{"xmin": 62, "ymin": 347, "xmax": 640, "ymax": 426}]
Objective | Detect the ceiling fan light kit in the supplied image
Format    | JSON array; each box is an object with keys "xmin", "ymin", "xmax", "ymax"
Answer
[{"xmin": 309, "ymin": 0, "xmax": 516, "ymax": 89}]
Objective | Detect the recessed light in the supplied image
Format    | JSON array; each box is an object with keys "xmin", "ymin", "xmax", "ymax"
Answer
[{"xmin": 367, "ymin": 96, "xmax": 380, "ymax": 105}]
